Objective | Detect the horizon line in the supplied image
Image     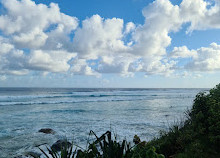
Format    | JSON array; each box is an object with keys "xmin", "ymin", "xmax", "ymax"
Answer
[{"xmin": 0, "ymin": 86, "xmax": 210, "ymax": 89}]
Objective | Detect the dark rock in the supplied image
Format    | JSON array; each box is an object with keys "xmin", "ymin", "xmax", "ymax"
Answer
[
  {"xmin": 38, "ymin": 128, "xmax": 55, "ymax": 134},
  {"xmin": 51, "ymin": 140, "xmax": 72, "ymax": 151}
]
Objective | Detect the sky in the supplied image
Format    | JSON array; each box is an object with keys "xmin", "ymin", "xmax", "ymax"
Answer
[{"xmin": 0, "ymin": 0, "xmax": 220, "ymax": 88}]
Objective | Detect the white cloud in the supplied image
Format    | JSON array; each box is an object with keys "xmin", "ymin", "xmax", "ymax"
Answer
[
  {"xmin": 170, "ymin": 46, "xmax": 197, "ymax": 58},
  {"xmin": 0, "ymin": 0, "xmax": 220, "ymax": 78},
  {"xmin": 178, "ymin": 71, "xmax": 202, "ymax": 78},
  {"xmin": 0, "ymin": 44, "xmax": 29, "ymax": 75},
  {"xmin": 125, "ymin": 22, "xmax": 136, "ymax": 34},
  {"xmin": 42, "ymin": 24, "xmax": 74, "ymax": 51},
  {"xmin": 0, "ymin": 37, "xmax": 14, "ymax": 54},
  {"xmin": 72, "ymin": 0, "xmax": 182, "ymax": 76},
  {"xmin": 186, "ymin": 43, "xmax": 220, "ymax": 71},
  {"xmin": 70, "ymin": 59, "xmax": 101, "ymax": 76},
  {"xmin": 0, "ymin": 0, "xmax": 78, "ymax": 75},
  {"xmin": 13, "ymin": 28, "xmax": 48, "ymax": 49},
  {"xmin": 0, "ymin": 0, "xmax": 78, "ymax": 49},
  {"xmin": 180, "ymin": 0, "xmax": 220, "ymax": 32},
  {"xmin": 126, "ymin": 0, "xmax": 181, "ymax": 75},
  {"xmin": 98, "ymin": 54, "xmax": 137, "ymax": 77},
  {"xmin": 28, "ymin": 50, "xmax": 77, "ymax": 72},
  {"xmin": 73, "ymin": 15, "xmax": 129, "ymax": 59},
  {"xmin": 140, "ymin": 58, "xmax": 177, "ymax": 76},
  {"xmin": 0, "ymin": 36, "xmax": 76, "ymax": 74}
]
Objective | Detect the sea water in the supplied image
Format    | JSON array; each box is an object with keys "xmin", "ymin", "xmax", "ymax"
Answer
[{"xmin": 0, "ymin": 88, "xmax": 206, "ymax": 157}]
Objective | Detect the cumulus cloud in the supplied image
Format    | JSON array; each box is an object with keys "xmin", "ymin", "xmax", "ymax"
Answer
[
  {"xmin": 70, "ymin": 59, "xmax": 101, "ymax": 76},
  {"xmin": 98, "ymin": 54, "xmax": 137, "ymax": 77},
  {"xmin": 128, "ymin": 0, "xmax": 182, "ymax": 75},
  {"xmin": 0, "ymin": 0, "xmax": 78, "ymax": 75},
  {"xmin": 28, "ymin": 50, "xmax": 77, "ymax": 72},
  {"xmin": 124, "ymin": 22, "xmax": 136, "ymax": 34},
  {"xmin": 72, "ymin": 0, "xmax": 182, "ymax": 76},
  {"xmin": 170, "ymin": 46, "xmax": 197, "ymax": 59},
  {"xmin": 0, "ymin": 37, "xmax": 29, "ymax": 75},
  {"xmin": 186, "ymin": 43, "xmax": 220, "ymax": 71},
  {"xmin": 0, "ymin": 37, "xmax": 14, "ymax": 54},
  {"xmin": 0, "ymin": 45, "xmax": 76, "ymax": 74},
  {"xmin": 180, "ymin": 0, "xmax": 220, "ymax": 32},
  {"xmin": 0, "ymin": 0, "xmax": 78, "ymax": 49},
  {"xmin": 0, "ymin": 0, "xmax": 220, "ymax": 78},
  {"xmin": 73, "ymin": 15, "xmax": 129, "ymax": 59},
  {"xmin": 13, "ymin": 28, "xmax": 48, "ymax": 49}
]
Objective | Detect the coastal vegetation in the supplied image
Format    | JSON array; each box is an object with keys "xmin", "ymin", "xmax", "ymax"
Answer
[
  {"xmin": 36, "ymin": 130, "xmax": 164, "ymax": 158},
  {"xmin": 147, "ymin": 83, "xmax": 220, "ymax": 158},
  {"xmin": 32, "ymin": 84, "xmax": 220, "ymax": 158}
]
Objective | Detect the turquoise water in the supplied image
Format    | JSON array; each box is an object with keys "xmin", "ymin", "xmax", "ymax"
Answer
[{"xmin": 0, "ymin": 88, "xmax": 206, "ymax": 157}]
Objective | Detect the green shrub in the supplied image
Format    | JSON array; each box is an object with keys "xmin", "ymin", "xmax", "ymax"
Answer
[{"xmin": 147, "ymin": 83, "xmax": 220, "ymax": 158}]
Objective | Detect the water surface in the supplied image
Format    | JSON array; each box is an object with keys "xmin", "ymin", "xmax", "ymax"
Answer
[{"xmin": 0, "ymin": 88, "xmax": 206, "ymax": 157}]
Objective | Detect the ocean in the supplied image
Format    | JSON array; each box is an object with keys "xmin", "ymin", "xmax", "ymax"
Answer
[{"xmin": 0, "ymin": 88, "xmax": 207, "ymax": 157}]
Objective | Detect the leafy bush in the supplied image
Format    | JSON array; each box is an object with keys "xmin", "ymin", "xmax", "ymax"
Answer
[{"xmin": 147, "ymin": 83, "xmax": 220, "ymax": 158}]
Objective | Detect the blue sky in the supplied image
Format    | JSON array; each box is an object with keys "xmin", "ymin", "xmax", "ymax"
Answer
[
  {"xmin": 35, "ymin": 0, "xmax": 150, "ymax": 24},
  {"xmin": 0, "ymin": 0, "xmax": 220, "ymax": 88}
]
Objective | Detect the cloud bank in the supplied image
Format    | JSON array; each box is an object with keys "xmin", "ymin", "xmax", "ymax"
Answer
[{"xmin": 0, "ymin": 0, "xmax": 220, "ymax": 78}]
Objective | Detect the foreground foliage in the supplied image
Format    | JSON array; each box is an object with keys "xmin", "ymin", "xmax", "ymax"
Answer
[
  {"xmin": 36, "ymin": 131, "xmax": 164, "ymax": 158},
  {"xmin": 147, "ymin": 84, "xmax": 220, "ymax": 158}
]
